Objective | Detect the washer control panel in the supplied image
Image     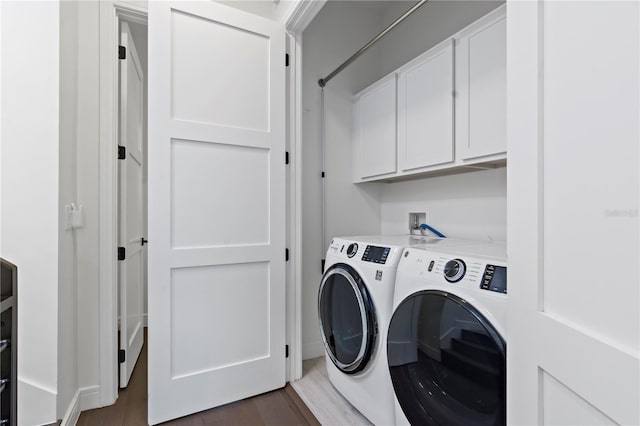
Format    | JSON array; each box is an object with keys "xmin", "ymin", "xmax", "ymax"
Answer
[
  {"xmin": 444, "ymin": 259, "xmax": 466, "ymax": 283},
  {"xmin": 399, "ymin": 248, "xmax": 507, "ymax": 295},
  {"xmin": 362, "ymin": 245, "xmax": 391, "ymax": 264},
  {"xmin": 480, "ymin": 265, "xmax": 507, "ymax": 294}
]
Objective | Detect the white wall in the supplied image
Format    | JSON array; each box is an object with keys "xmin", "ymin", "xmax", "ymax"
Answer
[
  {"xmin": 0, "ymin": 2, "xmax": 60, "ymax": 424},
  {"xmin": 301, "ymin": 1, "xmax": 386, "ymax": 359},
  {"xmin": 74, "ymin": 1, "xmax": 101, "ymax": 403},
  {"xmin": 58, "ymin": 0, "xmax": 80, "ymax": 420},
  {"xmin": 381, "ymin": 168, "xmax": 507, "ymax": 241}
]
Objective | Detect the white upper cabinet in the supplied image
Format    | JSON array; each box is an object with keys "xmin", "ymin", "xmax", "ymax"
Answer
[
  {"xmin": 352, "ymin": 5, "xmax": 506, "ymax": 183},
  {"xmin": 353, "ymin": 74, "xmax": 397, "ymax": 179},
  {"xmin": 455, "ymin": 6, "xmax": 506, "ymax": 160},
  {"xmin": 398, "ymin": 39, "xmax": 454, "ymax": 172}
]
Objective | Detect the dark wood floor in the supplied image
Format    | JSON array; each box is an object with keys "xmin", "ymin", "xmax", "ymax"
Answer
[{"xmin": 78, "ymin": 332, "xmax": 320, "ymax": 426}]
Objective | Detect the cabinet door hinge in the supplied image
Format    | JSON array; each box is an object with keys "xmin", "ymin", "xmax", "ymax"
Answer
[
  {"xmin": 285, "ymin": 248, "xmax": 290, "ymax": 262},
  {"xmin": 117, "ymin": 247, "xmax": 125, "ymax": 261},
  {"xmin": 285, "ymin": 345, "xmax": 289, "ymax": 358},
  {"xmin": 118, "ymin": 349, "xmax": 126, "ymax": 363},
  {"xmin": 119, "ymin": 45, "xmax": 126, "ymax": 60},
  {"xmin": 285, "ymin": 53, "xmax": 290, "ymax": 67},
  {"xmin": 285, "ymin": 151, "xmax": 289, "ymax": 165},
  {"xmin": 118, "ymin": 145, "xmax": 126, "ymax": 160}
]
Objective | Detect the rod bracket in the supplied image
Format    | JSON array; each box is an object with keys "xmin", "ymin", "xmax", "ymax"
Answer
[{"xmin": 318, "ymin": 78, "xmax": 326, "ymax": 88}]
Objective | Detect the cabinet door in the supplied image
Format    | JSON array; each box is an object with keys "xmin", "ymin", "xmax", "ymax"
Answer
[
  {"xmin": 456, "ymin": 7, "xmax": 506, "ymax": 160},
  {"xmin": 398, "ymin": 39, "xmax": 454, "ymax": 172},
  {"xmin": 353, "ymin": 74, "xmax": 397, "ymax": 179}
]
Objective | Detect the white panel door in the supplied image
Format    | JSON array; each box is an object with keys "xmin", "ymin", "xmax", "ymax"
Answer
[
  {"xmin": 147, "ymin": 2, "xmax": 286, "ymax": 424},
  {"xmin": 353, "ymin": 74, "xmax": 397, "ymax": 179},
  {"xmin": 398, "ymin": 39, "xmax": 454, "ymax": 171},
  {"xmin": 118, "ymin": 21, "xmax": 145, "ymax": 389},
  {"xmin": 507, "ymin": 1, "xmax": 639, "ymax": 425}
]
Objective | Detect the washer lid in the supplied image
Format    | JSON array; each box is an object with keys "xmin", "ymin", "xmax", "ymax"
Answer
[{"xmin": 388, "ymin": 290, "xmax": 505, "ymax": 426}]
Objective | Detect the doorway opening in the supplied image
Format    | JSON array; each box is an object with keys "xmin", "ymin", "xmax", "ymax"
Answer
[{"xmin": 116, "ymin": 16, "xmax": 148, "ymax": 390}]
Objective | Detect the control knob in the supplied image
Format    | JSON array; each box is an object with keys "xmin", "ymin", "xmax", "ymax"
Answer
[
  {"xmin": 346, "ymin": 243, "xmax": 358, "ymax": 258},
  {"xmin": 444, "ymin": 259, "xmax": 466, "ymax": 283}
]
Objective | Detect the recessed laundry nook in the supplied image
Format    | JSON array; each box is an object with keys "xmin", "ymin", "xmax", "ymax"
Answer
[{"xmin": 0, "ymin": 1, "xmax": 637, "ymax": 425}]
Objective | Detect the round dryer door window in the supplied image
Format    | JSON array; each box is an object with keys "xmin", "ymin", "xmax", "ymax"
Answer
[
  {"xmin": 387, "ymin": 290, "xmax": 506, "ymax": 426},
  {"xmin": 318, "ymin": 264, "xmax": 377, "ymax": 374}
]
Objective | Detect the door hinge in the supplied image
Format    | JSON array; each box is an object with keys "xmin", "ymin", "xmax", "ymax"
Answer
[
  {"xmin": 285, "ymin": 248, "xmax": 290, "ymax": 262},
  {"xmin": 285, "ymin": 345, "xmax": 289, "ymax": 358},
  {"xmin": 119, "ymin": 349, "xmax": 125, "ymax": 363},
  {"xmin": 285, "ymin": 151, "xmax": 289, "ymax": 165},
  {"xmin": 321, "ymin": 258, "xmax": 325, "ymax": 273},
  {"xmin": 118, "ymin": 145, "xmax": 126, "ymax": 160},
  {"xmin": 119, "ymin": 45, "xmax": 126, "ymax": 60},
  {"xmin": 285, "ymin": 53, "xmax": 290, "ymax": 67},
  {"xmin": 117, "ymin": 247, "xmax": 125, "ymax": 261}
]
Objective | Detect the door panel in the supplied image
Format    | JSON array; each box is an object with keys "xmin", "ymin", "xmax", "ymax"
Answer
[
  {"xmin": 507, "ymin": 2, "xmax": 639, "ymax": 425},
  {"xmin": 148, "ymin": 2, "xmax": 286, "ymax": 424},
  {"xmin": 119, "ymin": 21, "xmax": 145, "ymax": 388}
]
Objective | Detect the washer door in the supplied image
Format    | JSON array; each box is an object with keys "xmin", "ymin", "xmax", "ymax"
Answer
[
  {"xmin": 318, "ymin": 263, "xmax": 377, "ymax": 374},
  {"xmin": 387, "ymin": 290, "xmax": 505, "ymax": 426}
]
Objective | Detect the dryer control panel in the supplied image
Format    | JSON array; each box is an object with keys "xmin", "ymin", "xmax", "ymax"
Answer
[{"xmin": 362, "ymin": 245, "xmax": 391, "ymax": 264}]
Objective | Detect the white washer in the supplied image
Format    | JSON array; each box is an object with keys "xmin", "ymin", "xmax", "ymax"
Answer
[
  {"xmin": 318, "ymin": 235, "xmax": 471, "ymax": 425},
  {"xmin": 388, "ymin": 241, "xmax": 507, "ymax": 426}
]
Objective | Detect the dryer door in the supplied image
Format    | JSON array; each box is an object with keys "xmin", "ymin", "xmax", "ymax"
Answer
[
  {"xmin": 387, "ymin": 290, "xmax": 505, "ymax": 426},
  {"xmin": 318, "ymin": 264, "xmax": 377, "ymax": 374}
]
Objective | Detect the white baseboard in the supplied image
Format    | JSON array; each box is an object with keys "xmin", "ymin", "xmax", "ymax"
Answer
[
  {"xmin": 302, "ymin": 340, "xmax": 325, "ymax": 360},
  {"xmin": 18, "ymin": 378, "xmax": 57, "ymax": 426},
  {"xmin": 79, "ymin": 385, "xmax": 101, "ymax": 411},
  {"xmin": 60, "ymin": 385, "xmax": 101, "ymax": 426},
  {"xmin": 60, "ymin": 390, "xmax": 81, "ymax": 426}
]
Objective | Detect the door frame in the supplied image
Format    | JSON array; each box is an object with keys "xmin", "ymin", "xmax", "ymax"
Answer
[
  {"xmin": 96, "ymin": 0, "xmax": 326, "ymax": 406},
  {"xmin": 97, "ymin": 0, "xmax": 148, "ymax": 407}
]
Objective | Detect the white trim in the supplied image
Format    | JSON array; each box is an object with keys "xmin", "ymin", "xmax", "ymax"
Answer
[
  {"xmin": 60, "ymin": 385, "xmax": 102, "ymax": 426},
  {"xmin": 60, "ymin": 391, "xmax": 81, "ymax": 426},
  {"xmin": 98, "ymin": 0, "xmax": 148, "ymax": 408},
  {"xmin": 79, "ymin": 385, "xmax": 101, "ymax": 412},
  {"xmin": 284, "ymin": 0, "xmax": 325, "ymax": 382},
  {"xmin": 286, "ymin": 0, "xmax": 326, "ymax": 34}
]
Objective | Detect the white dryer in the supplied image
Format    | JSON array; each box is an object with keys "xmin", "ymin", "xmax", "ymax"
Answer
[
  {"xmin": 318, "ymin": 235, "xmax": 470, "ymax": 425},
  {"xmin": 388, "ymin": 241, "xmax": 507, "ymax": 426}
]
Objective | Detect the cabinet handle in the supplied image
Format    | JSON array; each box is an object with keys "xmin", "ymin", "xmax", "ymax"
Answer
[
  {"xmin": 0, "ymin": 378, "xmax": 8, "ymax": 393},
  {"xmin": 0, "ymin": 339, "xmax": 9, "ymax": 352},
  {"xmin": 0, "ymin": 419, "xmax": 8, "ymax": 425}
]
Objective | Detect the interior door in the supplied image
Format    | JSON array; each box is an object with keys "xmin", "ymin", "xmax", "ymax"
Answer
[
  {"xmin": 508, "ymin": 1, "xmax": 639, "ymax": 425},
  {"xmin": 118, "ymin": 21, "xmax": 145, "ymax": 389},
  {"xmin": 147, "ymin": 2, "xmax": 286, "ymax": 424}
]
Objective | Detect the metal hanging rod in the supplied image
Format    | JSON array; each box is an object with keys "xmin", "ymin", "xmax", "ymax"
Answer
[{"xmin": 318, "ymin": 0, "xmax": 429, "ymax": 88}]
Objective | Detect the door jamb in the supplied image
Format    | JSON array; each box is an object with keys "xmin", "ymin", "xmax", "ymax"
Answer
[
  {"xmin": 284, "ymin": 0, "xmax": 326, "ymax": 382},
  {"xmin": 98, "ymin": 0, "xmax": 147, "ymax": 407}
]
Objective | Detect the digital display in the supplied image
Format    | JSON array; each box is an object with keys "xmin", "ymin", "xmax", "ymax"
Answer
[
  {"xmin": 480, "ymin": 265, "xmax": 507, "ymax": 294},
  {"xmin": 362, "ymin": 245, "xmax": 390, "ymax": 264}
]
